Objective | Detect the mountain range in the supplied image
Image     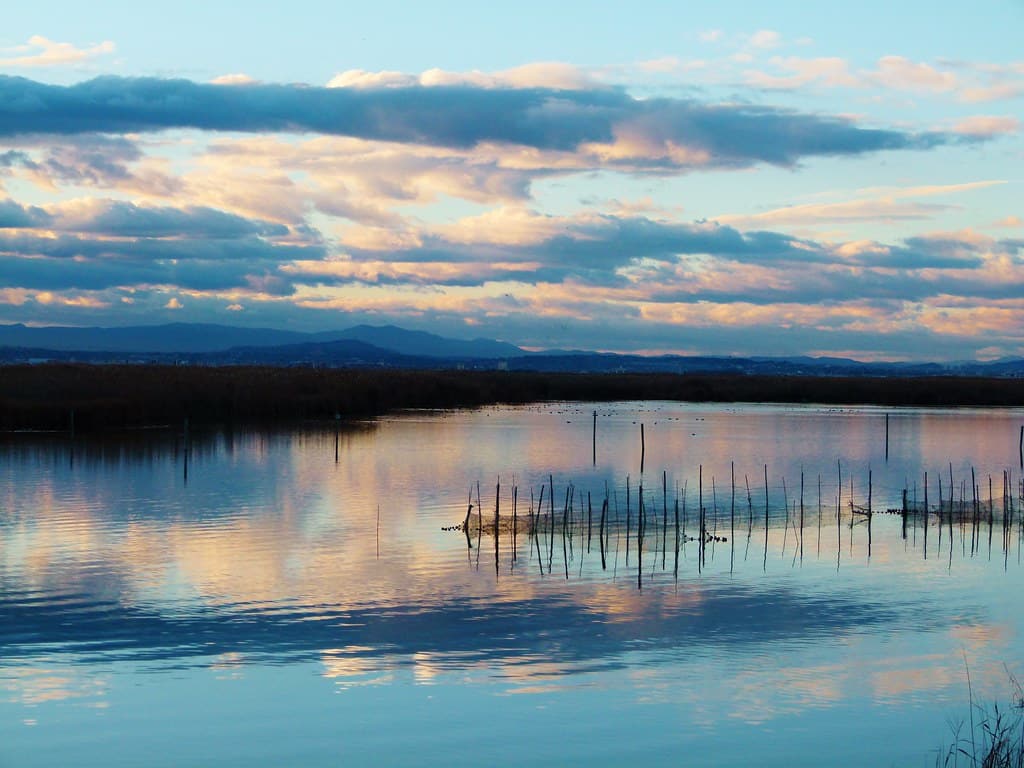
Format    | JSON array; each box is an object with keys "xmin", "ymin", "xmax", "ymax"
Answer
[{"xmin": 1, "ymin": 321, "xmax": 1023, "ymax": 377}]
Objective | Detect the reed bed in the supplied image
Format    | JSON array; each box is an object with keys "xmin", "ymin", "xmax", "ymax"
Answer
[
  {"xmin": 5, "ymin": 363, "xmax": 1024, "ymax": 433},
  {"xmin": 937, "ymin": 670, "xmax": 1024, "ymax": 768}
]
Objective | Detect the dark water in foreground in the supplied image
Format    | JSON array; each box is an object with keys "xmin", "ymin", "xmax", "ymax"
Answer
[{"xmin": 2, "ymin": 402, "xmax": 1024, "ymax": 766}]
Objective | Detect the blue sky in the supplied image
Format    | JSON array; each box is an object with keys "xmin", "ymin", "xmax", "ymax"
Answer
[{"xmin": 0, "ymin": 1, "xmax": 1021, "ymax": 359}]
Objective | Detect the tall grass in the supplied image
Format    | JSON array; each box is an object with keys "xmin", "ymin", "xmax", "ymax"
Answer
[{"xmin": 938, "ymin": 669, "xmax": 1024, "ymax": 768}]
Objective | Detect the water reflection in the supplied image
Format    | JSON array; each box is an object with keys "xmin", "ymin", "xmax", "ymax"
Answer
[{"xmin": 2, "ymin": 402, "xmax": 1024, "ymax": 766}]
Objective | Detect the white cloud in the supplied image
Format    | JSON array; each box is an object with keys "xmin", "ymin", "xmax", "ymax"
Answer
[
  {"xmin": 749, "ymin": 30, "xmax": 782, "ymax": 50},
  {"xmin": 328, "ymin": 63, "xmax": 597, "ymax": 91},
  {"xmin": 165, "ymin": 297, "xmax": 183, "ymax": 309},
  {"xmin": 326, "ymin": 69, "xmax": 417, "ymax": 89},
  {"xmin": 211, "ymin": 74, "xmax": 260, "ymax": 86},
  {"xmin": 0, "ymin": 35, "xmax": 114, "ymax": 68}
]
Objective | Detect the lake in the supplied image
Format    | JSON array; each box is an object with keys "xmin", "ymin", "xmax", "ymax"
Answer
[{"xmin": 3, "ymin": 401, "xmax": 1024, "ymax": 766}]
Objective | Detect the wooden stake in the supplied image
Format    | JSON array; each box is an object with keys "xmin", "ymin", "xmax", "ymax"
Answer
[
  {"xmin": 640, "ymin": 423, "xmax": 645, "ymax": 475},
  {"xmin": 662, "ymin": 471, "xmax": 668, "ymax": 570}
]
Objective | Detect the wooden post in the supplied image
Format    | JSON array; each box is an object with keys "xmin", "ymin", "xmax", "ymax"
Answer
[
  {"xmin": 885, "ymin": 413, "xmax": 890, "ymax": 462},
  {"xmin": 592, "ymin": 411, "xmax": 597, "ymax": 466},
  {"xmin": 867, "ymin": 469, "xmax": 872, "ymax": 516},
  {"xmin": 923, "ymin": 471, "xmax": 929, "ymax": 560},
  {"xmin": 1019, "ymin": 425, "xmax": 1022, "ymax": 467},
  {"xmin": 730, "ymin": 462, "xmax": 736, "ymax": 574},
  {"xmin": 662, "ymin": 471, "xmax": 668, "ymax": 570},
  {"xmin": 817, "ymin": 474, "xmax": 822, "ymax": 556},
  {"xmin": 587, "ymin": 491, "xmax": 593, "ymax": 553},
  {"xmin": 799, "ymin": 469, "xmax": 805, "ymax": 561},
  {"xmin": 637, "ymin": 485, "xmax": 643, "ymax": 590},
  {"xmin": 764, "ymin": 464, "xmax": 769, "ymax": 572},
  {"xmin": 673, "ymin": 495, "xmax": 679, "ymax": 578},
  {"xmin": 699, "ymin": 464, "xmax": 704, "ymax": 571},
  {"xmin": 640, "ymin": 423, "xmax": 645, "ymax": 475},
  {"xmin": 599, "ymin": 497, "xmax": 607, "ymax": 570},
  {"xmin": 730, "ymin": 462, "xmax": 736, "ymax": 546},
  {"xmin": 512, "ymin": 485, "xmax": 518, "ymax": 564},
  {"xmin": 183, "ymin": 416, "xmax": 190, "ymax": 484},
  {"xmin": 867, "ymin": 469, "xmax": 872, "ymax": 559}
]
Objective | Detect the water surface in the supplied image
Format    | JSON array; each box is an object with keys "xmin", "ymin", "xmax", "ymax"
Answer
[{"xmin": 3, "ymin": 402, "xmax": 1024, "ymax": 766}]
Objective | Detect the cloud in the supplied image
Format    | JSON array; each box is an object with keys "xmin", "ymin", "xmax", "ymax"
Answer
[
  {"xmin": 744, "ymin": 54, "xmax": 1024, "ymax": 104},
  {"xmin": 956, "ymin": 62, "xmax": 1024, "ymax": 103},
  {"xmin": 871, "ymin": 56, "xmax": 957, "ymax": 92},
  {"xmin": 745, "ymin": 57, "xmax": 857, "ymax": 90},
  {"xmin": 6, "ymin": 216, "xmax": 1023, "ymax": 360},
  {"xmin": 953, "ymin": 116, "xmax": 1021, "ymax": 137},
  {"xmin": 0, "ymin": 75, "xmax": 956, "ymax": 171},
  {"xmin": 165, "ymin": 297, "xmax": 183, "ymax": 309},
  {"xmin": 210, "ymin": 74, "xmax": 259, "ymax": 86},
  {"xmin": 853, "ymin": 180, "xmax": 1006, "ymax": 198},
  {"xmin": 718, "ymin": 199, "xmax": 955, "ymax": 228},
  {"xmin": 748, "ymin": 30, "xmax": 783, "ymax": 50},
  {"xmin": 0, "ymin": 199, "xmax": 50, "ymax": 228},
  {"xmin": 0, "ymin": 196, "xmax": 322, "ymax": 296},
  {"xmin": 46, "ymin": 199, "xmax": 289, "ymax": 239},
  {"xmin": 1, "ymin": 134, "xmax": 182, "ymax": 196},
  {"xmin": 0, "ymin": 230, "xmax": 320, "ymax": 265},
  {"xmin": 328, "ymin": 63, "xmax": 598, "ymax": 91},
  {"xmin": 961, "ymin": 82, "xmax": 1024, "ymax": 103},
  {"xmin": 716, "ymin": 181, "xmax": 1006, "ymax": 231},
  {"xmin": 0, "ymin": 35, "xmax": 114, "ymax": 69}
]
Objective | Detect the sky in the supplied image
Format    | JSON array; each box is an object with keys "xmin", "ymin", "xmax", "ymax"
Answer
[{"xmin": 0, "ymin": 1, "xmax": 1022, "ymax": 360}]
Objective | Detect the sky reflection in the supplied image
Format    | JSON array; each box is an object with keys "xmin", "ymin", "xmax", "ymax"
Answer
[{"xmin": 2, "ymin": 403, "xmax": 1024, "ymax": 765}]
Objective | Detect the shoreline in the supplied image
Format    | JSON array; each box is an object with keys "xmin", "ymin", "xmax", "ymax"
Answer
[{"xmin": 1, "ymin": 363, "xmax": 1022, "ymax": 433}]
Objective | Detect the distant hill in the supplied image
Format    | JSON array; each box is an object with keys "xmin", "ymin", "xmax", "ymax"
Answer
[
  {"xmin": 211, "ymin": 339, "xmax": 435, "ymax": 367},
  {"xmin": 324, "ymin": 324, "xmax": 524, "ymax": 359},
  {"xmin": 1, "ymin": 321, "xmax": 1023, "ymax": 377},
  {"xmin": 0, "ymin": 322, "xmax": 311, "ymax": 353},
  {"xmin": 0, "ymin": 322, "xmax": 523, "ymax": 358}
]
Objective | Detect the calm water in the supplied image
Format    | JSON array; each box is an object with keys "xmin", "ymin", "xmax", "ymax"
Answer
[{"xmin": 3, "ymin": 402, "xmax": 1024, "ymax": 767}]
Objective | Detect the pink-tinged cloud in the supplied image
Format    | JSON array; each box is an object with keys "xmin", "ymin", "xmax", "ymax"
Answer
[
  {"xmin": 871, "ymin": 56, "xmax": 958, "ymax": 92},
  {"xmin": 0, "ymin": 36, "xmax": 115, "ymax": 68},
  {"xmin": 953, "ymin": 116, "xmax": 1021, "ymax": 136},
  {"xmin": 745, "ymin": 57, "xmax": 856, "ymax": 90}
]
